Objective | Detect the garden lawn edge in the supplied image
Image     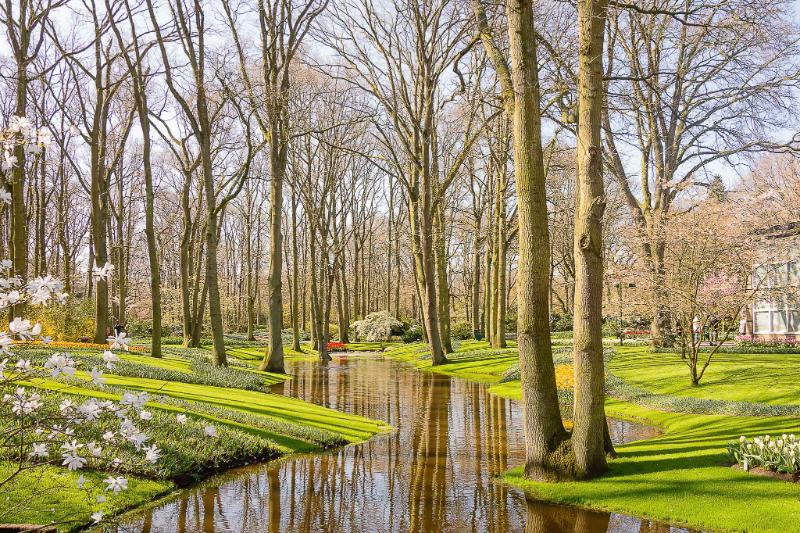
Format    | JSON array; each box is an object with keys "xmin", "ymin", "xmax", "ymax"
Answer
[{"xmin": 385, "ymin": 342, "xmax": 800, "ymax": 533}]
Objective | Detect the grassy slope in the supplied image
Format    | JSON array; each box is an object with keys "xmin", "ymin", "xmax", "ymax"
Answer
[
  {"xmin": 0, "ymin": 465, "xmax": 170, "ymax": 529},
  {"xmin": 385, "ymin": 341, "xmax": 800, "ymax": 532},
  {"xmin": 7, "ymin": 343, "xmax": 389, "ymax": 529},
  {"xmin": 610, "ymin": 346, "xmax": 800, "ymax": 405}
]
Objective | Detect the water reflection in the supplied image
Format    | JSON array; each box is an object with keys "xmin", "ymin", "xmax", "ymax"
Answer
[{"xmin": 113, "ymin": 355, "xmax": 693, "ymax": 533}]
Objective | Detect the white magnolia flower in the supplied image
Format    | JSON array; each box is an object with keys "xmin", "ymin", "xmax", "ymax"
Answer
[
  {"xmin": 8, "ymin": 115, "xmax": 32, "ymax": 134},
  {"xmin": 86, "ymin": 441, "xmax": 103, "ymax": 458},
  {"xmin": 92, "ymin": 262, "xmax": 115, "ymax": 281},
  {"xmin": 0, "ymin": 333, "xmax": 13, "ymax": 356},
  {"xmin": 176, "ymin": 413, "xmax": 188, "ymax": 425},
  {"xmin": 44, "ymin": 353, "xmax": 76, "ymax": 378},
  {"xmin": 102, "ymin": 350, "xmax": 119, "ymax": 369},
  {"xmin": 90, "ymin": 367, "xmax": 107, "ymax": 387},
  {"xmin": 103, "ymin": 475, "xmax": 128, "ymax": 494},
  {"xmin": 62, "ymin": 453, "xmax": 87, "ymax": 471},
  {"xmin": 30, "ymin": 443, "xmax": 48, "ymax": 458},
  {"xmin": 144, "ymin": 444, "xmax": 161, "ymax": 463},
  {"xmin": 78, "ymin": 399, "xmax": 102, "ymax": 421},
  {"xmin": 1, "ymin": 152, "xmax": 17, "ymax": 172},
  {"xmin": 91, "ymin": 511, "xmax": 104, "ymax": 524},
  {"xmin": 9, "ymin": 318, "xmax": 41, "ymax": 340},
  {"xmin": 14, "ymin": 359, "xmax": 31, "ymax": 371},
  {"xmin": 107, "ymin": 331, "xmax": 129, "ymax": 351},
  {"xmin": 120, "ymin": 391, "xmax": 148, "ymax": 410},
  {"xmin": 204, "ymin": 425, "xmax": 218, "ymax": 438},
  {"xmin": 11, "ymin": 388, "xmax": 42, "ymax": 415}
]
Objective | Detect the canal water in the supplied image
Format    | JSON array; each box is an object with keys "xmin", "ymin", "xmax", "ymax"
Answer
[{"xmin": 113, "ymin": 354, "xmax": 695, "ymax": 533}]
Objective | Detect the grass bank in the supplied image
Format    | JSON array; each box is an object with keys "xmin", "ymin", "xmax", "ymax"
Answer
[
  {"xmin": 3, "ymin": 342, "xmax": 389, "ymax": 530},
  {"xmin": 384, "ymin": 341, "xmax": 800, "ymax": 532}
]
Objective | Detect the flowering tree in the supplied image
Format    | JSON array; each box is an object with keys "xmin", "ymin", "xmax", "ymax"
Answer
[
  {"xmin": 351, "ymin": 311, "xmax": 403, "ymax": 343},
  {"xmin": 654, "ymin": 201, "xmax": 761, "ymax": 385}
]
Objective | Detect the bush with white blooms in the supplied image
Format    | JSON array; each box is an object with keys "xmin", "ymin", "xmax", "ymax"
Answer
[
  {"xmin": 0, "ymin": 261, "xmax": 164, "ymax": 525},
  {"xmin": 0, "ymin": 116, "xmax": 205, "ymax": 527}
]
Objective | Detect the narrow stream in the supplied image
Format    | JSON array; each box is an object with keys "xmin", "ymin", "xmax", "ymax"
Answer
[{"xmin": 114, "ymin": 354, "xmax": 695, "ymax": 532}]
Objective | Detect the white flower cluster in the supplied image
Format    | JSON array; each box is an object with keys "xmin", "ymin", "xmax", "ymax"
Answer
[
  {"xmin": 0, "ymin": 116, "xmax": 52, "ymax": 203},
  {"xmin": 730, "ymin": 434, "xmax": 800, "ymax": 474}
]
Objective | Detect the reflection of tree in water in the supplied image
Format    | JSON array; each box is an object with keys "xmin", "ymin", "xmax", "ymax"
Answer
[
  {"xmin": 120, "ymin": 357, "xmax": 686, "ymax": 533},
  {"xmin": 525, "ymin": 500, "xmax": 610, "ymax": 533}
]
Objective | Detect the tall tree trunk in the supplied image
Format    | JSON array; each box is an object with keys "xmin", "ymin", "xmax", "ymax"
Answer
[
  {"xmin": 434, "ymin": 200, "xmax": 453, "ymax": 353},
  {"xmin": 471, "ymin": 233, "xmax": 482, "ymax": 339},
  {"xmin": 290, "ymin": 188, "xmax": 302, "ymax": 351},
  {"xmin": 571, "ymin": 0, "xmax": 610, "ymax": 478},
  {"xmin": 263, "ymin": 125, "xmax": 286, "ymax": 373},
  {"xmin": 9, "ymin": 45, "xmax": 29, "ymax": 320},
  {"xmin": 472, "ymin": 0, "xmax": 571, "ymax": 479}
]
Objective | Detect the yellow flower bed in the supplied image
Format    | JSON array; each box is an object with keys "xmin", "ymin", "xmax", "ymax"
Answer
[
  {"xmin": 18, "ymin": 340, "xmax": 147, "ymax": 352},
  {"xmin": 555, "ymin": 364, "xmax": 574, "ymax": 390}
]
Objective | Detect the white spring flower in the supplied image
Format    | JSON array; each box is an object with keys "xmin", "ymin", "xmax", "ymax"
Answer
[
  {"xmin": 9, "ymin": 318, "xmax": 41, "ymax": 340},
  {"xmin": 0, "ymin": 189, "xmax": 10, "ymax": 204},
  {"xmin": 139, "ymin": 410, "xmax": 152, "ymax": 421},
  {"xmin": 92, "ymin": 262, "xmax": 115, "ymax": 281},
  {"xmin": 59, "ymin": 399, "xmax": 74, "ymax": 413},
  {"xmin": 107, "ymin": 331, "xmax": 129, "ymax": 351},
  {"xmin": 30, "ymin": 443, "xmax": 48, "ymax": 458},
  {"xmin": 91, "ymin": 511, "xmax": 104, "ymax": 524},
  {"xmin": 102, "ymin": 350, "xmax": 119, "ymax": 369},
  {"xmin": 0, "ymin": 333, "xmax": 13, "ymax": 356},
  {"xmin": 86, "ymin": 441, "xmax": 103, "ymax": 458},
  {"xmin": 62, "ymin": 453, "xmax": 87, "ymax": 471},
  {"xmin": 144, "ymin": 444, "xmax": 161, "ymax": 464},
  {"xmin": 78, "ymin": 399, "xmax": 102, "ymax": 422},
  {"xmin": 176, "ymin": 413, "xmax": 188, "ymax": 425},
  {"xmin": 90, "ymin": 367, "xmax": 107, "ymax": 387},
  {"xmin": 103, "ymin": 476, "xmax": 128, "ymax": 494},
  {"xmin": 14, "ymin": 359, "xmax": 31, "ymax": 372},
  {"xmin": 204, "ymin": 425, "xmax": 218, "ymax": 438}
]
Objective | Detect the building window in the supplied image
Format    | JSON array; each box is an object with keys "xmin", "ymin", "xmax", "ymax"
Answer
[{"xmin": 752, "ymin": 261, "xmax": 800, "ymax": 335}]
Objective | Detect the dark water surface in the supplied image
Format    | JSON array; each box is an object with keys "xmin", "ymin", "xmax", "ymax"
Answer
[{"xmin": 113, "ymin": 354, "xmax": 695, "ymax": 533}]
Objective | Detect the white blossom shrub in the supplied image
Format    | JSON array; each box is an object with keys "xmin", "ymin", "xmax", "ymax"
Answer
[
  {"xmin": 728, "ymin": 434, "xmax": 800, "ymax": 475},
  {"xmin": 351, "ymin": 311, "xmax": 403, "ymax": 342}
]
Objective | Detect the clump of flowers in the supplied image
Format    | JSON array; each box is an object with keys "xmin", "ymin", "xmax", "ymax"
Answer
[
  {"xmin": 728, "ymin": 434, "xmax": 800, "ymax": 475},
  {"xmin": 327, "ymin": 341, "xmax": 346, "ymax": 352}
]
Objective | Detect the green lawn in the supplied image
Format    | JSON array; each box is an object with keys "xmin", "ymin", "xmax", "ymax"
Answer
[
  {"xmin": 610, "ymin": 346, "xmax": 800, "ymax": 405},
  {"xmin": 387, "ymin": 341, "xmax": 800, "ymax": 532},
  {"xmin": 509, "ymin": 400, "xmax": 800, "ymax": 533}
]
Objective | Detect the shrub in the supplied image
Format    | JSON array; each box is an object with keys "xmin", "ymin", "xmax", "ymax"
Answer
[
  {"xmin": 29, "ymin": 297, "xmax": 94, "ymax": 341},
  {"xmin": 551, "ymin": 313, "xmax": 573, "ymax": 332},
  {"xmin": 402, "ymin": 325, "xmax": 424, "ymax": 343},
  {"xmin": 451, "ymin": 321, "xmax": 472, "ymax": 340},
  {"xmin": 351, "ymin": 311, "xmax": 403, "ymax": 342},
  {"xmin": 728, "ymin": 434, "xmax": 800, "ymax": 475}
]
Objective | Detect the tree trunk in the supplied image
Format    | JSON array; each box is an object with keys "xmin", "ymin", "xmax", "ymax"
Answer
[
  {"xmin": 472, "ymin": 0, "xmax": 572, "ymax": 479},
  {"xmin": 263, "ymin": 124, "xmax": 286, "ymax": 373},
  {"xmin": 570, "ymin": 0, "xmax": 610, "ymax": 479},
  {"xmin": 434, "ymin": 200, "xmax": 453, "ymax": 353}
]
